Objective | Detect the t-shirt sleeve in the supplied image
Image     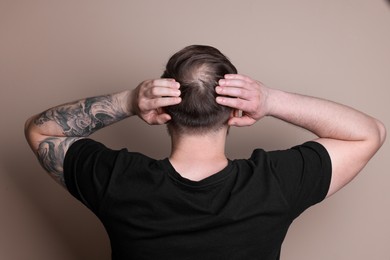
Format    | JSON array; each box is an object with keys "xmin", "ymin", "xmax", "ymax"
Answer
[
  {"xmin": 63, "ymin": 138, "xmax": 121, "ymax": 215},
  {"xmin": 255, "ymin": 141, "xmax": 332, "ymax": 219}
]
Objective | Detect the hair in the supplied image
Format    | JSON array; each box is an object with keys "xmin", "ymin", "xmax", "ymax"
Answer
[{"xmin": 161, "ymin": 45, "xmax": 237, "ymax": 135}]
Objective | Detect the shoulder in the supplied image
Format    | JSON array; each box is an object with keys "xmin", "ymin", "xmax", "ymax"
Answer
[
  {"xmin": 246, "ymin": 142, "xmax": 332, "ymax": 215},
  {"xmin": 249, "ymin": 142, "xmax": 331, "ymax": 164},
  {"xmin": 64, "ymin": 138, "xmax": 156, "ymax": 177},
  {"xmin": 246, "ymin": 142, "xmax": 332, "ymax": 195}
]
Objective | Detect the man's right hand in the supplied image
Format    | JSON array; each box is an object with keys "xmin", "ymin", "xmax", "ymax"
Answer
[
  {"xmin": 216, "ymin": 73, "xmax": 386, "ymax": 198},
  {"xmin": 215, "ymin": 74, "xmax": 270, "ymax": 127}
]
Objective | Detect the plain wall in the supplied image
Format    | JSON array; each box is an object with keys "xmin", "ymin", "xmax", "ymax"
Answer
[{"xmin": 0, "ymin": 1, "xmax": 389, "ymax": 259}]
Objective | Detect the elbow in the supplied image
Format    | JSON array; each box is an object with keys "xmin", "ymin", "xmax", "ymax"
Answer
[
  {"xmin": 24, "ymin": 117, "xmax": 33, "ymax": 142},
  {"xmin": 360, "ymin": 118, "xmax": 386, "ymax": 159},
  {"xmin": 375, "ymin": 119, "xmax": 386, "ymax": 147},
  {"xmin": 24, "ymin": 116, "xmax": 40, "ymax": 153},
  {"xmin": 367, "ymin": 118, "xmax": 387, "ymax": 155}
]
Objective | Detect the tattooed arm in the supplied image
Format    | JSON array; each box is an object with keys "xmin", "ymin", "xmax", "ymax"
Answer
[
  {"xmin": 25, "ymin": 91, "xmax": 133, "ymax": 186},
  {"xmin": 25, "ymin": 79, "xmax": 181, "ymax": 187}
]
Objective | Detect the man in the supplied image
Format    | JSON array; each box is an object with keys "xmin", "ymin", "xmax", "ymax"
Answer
[{"xmin": 25, "ymin": 45, "xmax": 386, "ymax": 259}]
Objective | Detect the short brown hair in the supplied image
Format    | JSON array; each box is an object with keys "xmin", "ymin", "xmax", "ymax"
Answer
[{"xmin": 162, "ymin": 45, "xmax": 237, "ymax": 134}]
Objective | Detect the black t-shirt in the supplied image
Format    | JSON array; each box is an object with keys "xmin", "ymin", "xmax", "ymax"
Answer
[{"xmin": 64, "ymin": 139, "xmax": 332, "ymax": 260}]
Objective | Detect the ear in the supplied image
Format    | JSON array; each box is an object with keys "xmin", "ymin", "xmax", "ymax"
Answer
[
  {"xmin": 230, "ymin": 109, "xmax": 241, "ymax": 118},
  {"xmin": 157, "ymin": 107, "xmax": 166, "ymax": 115}
]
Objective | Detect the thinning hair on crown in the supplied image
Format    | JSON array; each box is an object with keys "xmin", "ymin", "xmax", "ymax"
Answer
[{"xmin": 162, "ymin": 45, "xmax": 238, "ymax": 134}]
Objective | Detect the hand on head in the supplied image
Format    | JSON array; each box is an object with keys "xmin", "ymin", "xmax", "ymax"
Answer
[
  {"xmin": 216, "ymin": 74, "xmax": 269, "ymax": 127},
  {"xmin": 133, "ymin": 79, "xmax": 181, "ymax": 125},
  {"xmin": 133, "ymin": 74, "xmax": 269, "ymax": 127}
]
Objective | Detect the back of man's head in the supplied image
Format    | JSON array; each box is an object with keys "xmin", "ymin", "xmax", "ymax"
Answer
[{"xmin": 162, "ymin": 45, "xmax": 237, "ymax": 135}]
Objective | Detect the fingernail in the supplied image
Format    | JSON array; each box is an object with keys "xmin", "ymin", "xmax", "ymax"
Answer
[
  {"xmin": 215, "ymin": 86, "xmax": 222, "ymax": 93},
  {"xmin": 219, "ymin": 79, "xmax": 225, "ymax": 85}
]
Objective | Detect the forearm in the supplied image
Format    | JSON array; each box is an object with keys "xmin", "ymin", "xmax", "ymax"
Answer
[
  {"xmin": 24, "ymin": 79, "xmax": 180, "ymax": 187},
  {"xmin": 26, "ymin": 90, "xmax": 134, "ymax": 139},
  {"xmin": 217, "ymin": 74, "xmax": 386, "ymax": 197},
  {"xmin": 266, "ymin": 88, "xmax": 385, "ymax": 144}
]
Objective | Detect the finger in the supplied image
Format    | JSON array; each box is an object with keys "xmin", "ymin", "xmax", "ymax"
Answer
[
  {"xmin": 215, "ymin": 96, "xmax": 250, "ymax": 111},
  {"xmin": 151, "ymin": 79, "xmax": 180, "ymax": 89},
  {"xmin": 218, "ymin": 80, "xmax": 258, "ymax": 97},
  {"xmin": 215, "ymin": 85, "xmax": 252, "ymax": 100},
  {"xmin": 218, "ymin": 78, "xmax": 246, "ymax": 88},
  {"xmin": 155, "ymin": 113, "xmax": 172, "ymax": 125},
  {"xmin": 142, "ymin": 113, "xmax": 171, "ymax": 125},
  {"xmin": 163, "ymin": 78, "xmax": 176, "ymax": 82},
  {"xmin": 224, "ymin": 74, "xmax": 253, "ymax": 82},
  {"xmin": 147, "ymin": 86, "xmax": 181, "ymax": 98},
  {"xmin": 147, "ymin": 97, "xmax": 181, "ymax": 110},
  {"xmin": 228, "ymin": 116, "xmax": 256, "ymax": 127}
]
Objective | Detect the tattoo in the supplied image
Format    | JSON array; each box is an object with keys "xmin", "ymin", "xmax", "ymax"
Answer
[
  {"xmin": 37, "ymin": 137, "xmax": 82, "ymax": 186},
  {"xmin": 34, "ymin": 95, "xmax": 128, "ymax": 137}
]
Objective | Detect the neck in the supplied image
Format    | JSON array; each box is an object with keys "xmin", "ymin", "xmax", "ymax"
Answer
[{"xmin": 169, "ymin": 128, "xmax": 228, "ymax": 181}]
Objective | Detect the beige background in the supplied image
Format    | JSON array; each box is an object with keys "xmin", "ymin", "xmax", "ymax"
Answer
[{"xmin": 1, "ymin": 1, "xmax": 389, "ymax": 259}]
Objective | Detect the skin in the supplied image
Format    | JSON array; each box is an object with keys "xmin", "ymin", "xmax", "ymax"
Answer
[
  {"xmin": 216, "ymin": 74, "xmax": 386, "ymax": 197},
  {"xmin": 25, "ymin": 74, "xmax": 386, "ymax": 198},
  {"xmin": 25, "ymin": 79, "xmax": 181, "ymax": 186}
]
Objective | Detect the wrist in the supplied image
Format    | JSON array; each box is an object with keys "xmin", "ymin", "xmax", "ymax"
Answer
[
  {"xmin": 261, "ymin": 86, "xmax": 277, "ymax": 117},
  {"xmin": 121, "ymin": 89, "xmax": 136, "ymax": 117}
]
